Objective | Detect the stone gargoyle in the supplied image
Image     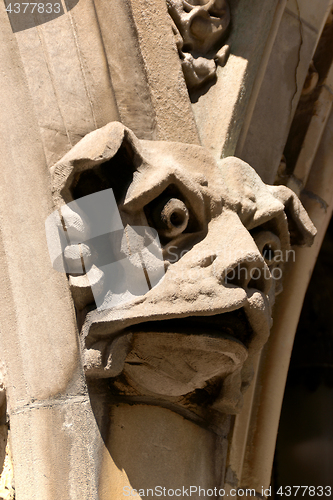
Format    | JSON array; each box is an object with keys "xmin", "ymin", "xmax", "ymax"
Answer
[
  {"xmin": 167, "ymin": 0, "xmax": 231, "ymax": 89},
  {"xmin": 48, "ymin": 122, "xmax": 316, "ymax": 421}
]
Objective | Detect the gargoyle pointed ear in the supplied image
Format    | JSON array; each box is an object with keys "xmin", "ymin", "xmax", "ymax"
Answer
[
  {"xmin": 267, "ymin": 185, "xmax": 317, "ymax": 247},
  {"xmin": 51, "ymin": 122, "xmax": 143, "ymax": 206}
]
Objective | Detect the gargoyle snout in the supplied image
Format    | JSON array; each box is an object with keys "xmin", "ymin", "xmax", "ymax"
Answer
[{"xmin": 176, "ymin": 210, "xmax": 273, "ymax": 300}]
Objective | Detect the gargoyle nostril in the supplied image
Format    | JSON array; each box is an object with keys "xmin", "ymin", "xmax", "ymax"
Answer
[
  {"xmin": 262, "ymin": 244, "xmax": 275, "ymax": 263},
  {"xmin": 252, "ymin": 231, "xmax": 281, "ymax": 267},
  {"xmin": 247, "ymin": 267, "xmax": 266, "ymax": 292},
  {"xmin": 223, "ymin": 261, "xmax": 271, "ymax": 295},
  {"xmin": 224, "ymin": 265, "xmax": 248, "ymax": 288},
  {"xmin": 199, "ymin": 254, "xmax": 217, "ymax": 268}
]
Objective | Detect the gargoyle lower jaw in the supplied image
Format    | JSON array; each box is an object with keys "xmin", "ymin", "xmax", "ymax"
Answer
[
  {"xmin": 121, "ymin": 308, "xmax": 254, "ymax": 349},
  {"xmin": 82, "ymin": 290, "xmax": 271, "ymax": 410},
  {"xmin": 82, "ymin": 284, "xmax": 271, "ymax": 355}
]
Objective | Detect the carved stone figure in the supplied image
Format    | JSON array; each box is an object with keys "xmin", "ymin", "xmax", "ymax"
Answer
[
  {"xmin": 167, "ymin": 0, "xmax": 231, "ymax": 89},
  {"xmin": 1, "ymin": 1, "xmax": 332, "ymax": 496},
  {"xmin": 50, "ymin": 122, "xmax": 316, "ymax": 421}
]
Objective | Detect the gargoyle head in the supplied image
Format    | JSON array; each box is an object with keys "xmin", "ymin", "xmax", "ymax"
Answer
[
  {"xmin": 49, "ymin": 122, "xmax": 316, "ymax": 417},
  {"xmin": 167, "ymin": 0, "xmax": 230, "ymax": 53},
  {"xmin": 167, "ymin": 0, "xmax": 231, "ymax": 89}
]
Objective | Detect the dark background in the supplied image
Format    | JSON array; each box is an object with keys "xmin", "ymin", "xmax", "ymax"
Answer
[{"xmin": 272, "ymin": 217, "xmax": 333, "ymax": 498}]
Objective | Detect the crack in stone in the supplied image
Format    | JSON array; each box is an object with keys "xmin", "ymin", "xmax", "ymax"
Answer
[
  {"xmin": 291, "ymin": 0, "xmax": 304, "ymax": 115},
  {"xmin": 302, "ymin": 188, "xmax": 328, "ymax": 212}
]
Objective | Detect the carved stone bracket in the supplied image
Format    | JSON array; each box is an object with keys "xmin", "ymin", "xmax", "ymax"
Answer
[
  {"xmin": 166, "ymin": 0, "xmax": 231, "ymax": 89},
  {"xmin": 50, "ymin": 122, "xmax": 316, "ymax": 422}
]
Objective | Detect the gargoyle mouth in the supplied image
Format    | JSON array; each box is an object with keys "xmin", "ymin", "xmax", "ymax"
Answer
[
  {"xmin": 83, "ymin": 287, "xmax": 270, "ymax": 352},
  {"xmin": 123, "ymin": 308, "xmax": 254, "ymax": 349},
  {"xmin": 115, "ymin": 308, "xmax": 251, "ymax": 399},
  {"xmin": 83, "ymin": 293, "xmax": 270, "ymax": 408}
]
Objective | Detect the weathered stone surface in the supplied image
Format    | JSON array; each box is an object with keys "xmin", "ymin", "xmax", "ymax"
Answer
[
  {"xmin": 99, "ymin": 404, "xmax": 224, "ymax": 499},
  {"xmin": 191, "ymin": 0, "xmax": 284, "ymax": 158},
  {"xmin": 0, "ymin": 6, "xmax": 106, "ymax": 499},
  {"xmin": 0, "ymin": 0, "xmax": 328, "ymax": 496},
  {"xmin": 239, "ymin": 0, "xmax": 333, "ymax": 183},
  {"xmin": 15, "ymin": 0, "xmax": 120, "ymax": 167},
  {"xmin": 167, "ymin": 0, "xmax": 231, "ymax": 89},
  {"xmin": 50, "ymin": 122, "xmax": 316, "ymax": 420},
  {"xmin": 228, "ymin": 14, "xmax": 333, "ymax": 489}
]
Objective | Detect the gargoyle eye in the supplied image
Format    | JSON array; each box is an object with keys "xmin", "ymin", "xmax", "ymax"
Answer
[{"xmin": 152, "ymin": 197, "xmax": 190, "ymax": 239}]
